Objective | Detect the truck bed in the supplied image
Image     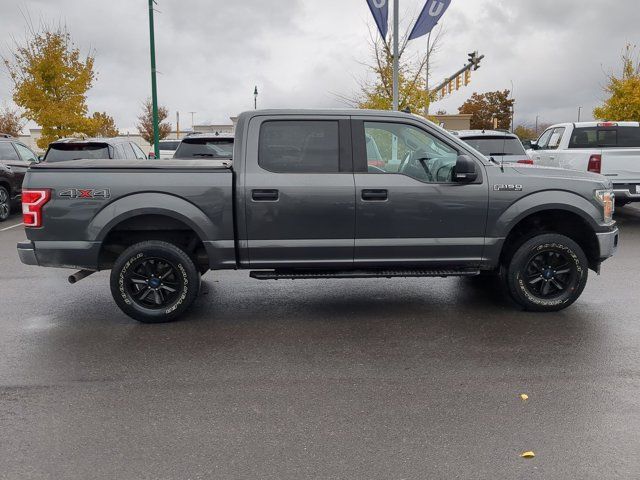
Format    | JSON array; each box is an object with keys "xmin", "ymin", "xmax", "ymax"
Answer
[{"xmin": 32, "ymin": 158, "xmax": 232, "ymax": 170}]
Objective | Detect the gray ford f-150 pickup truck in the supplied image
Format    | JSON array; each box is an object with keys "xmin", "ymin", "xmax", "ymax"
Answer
[{"xmin": 17, "ymin": 110, "xmax": 619, "ymax": 323}]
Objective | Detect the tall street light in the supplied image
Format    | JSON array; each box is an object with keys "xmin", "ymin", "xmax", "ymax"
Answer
[
  {"xmin": 147, "ymin": 0, "xmax": 160, "ymax": 159},
  {"xmin": 254, "ymin": 86, "xmax": 258, "ymax": 110},
  {"xmin": 392, "ymin": 0, "xmax": 399, "ymax": 111}
]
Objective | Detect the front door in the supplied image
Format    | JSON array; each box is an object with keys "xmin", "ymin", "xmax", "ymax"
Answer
[
  {"xmin": 243, "ymin": 116, "xmax": 355, "ymax": 268},
  {"xmin": 352, "ymin": 118, "xmax": 488, "ymax": 267}
]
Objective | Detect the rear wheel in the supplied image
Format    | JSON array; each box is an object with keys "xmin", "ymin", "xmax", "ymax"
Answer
[
  {"xmin": 502, "ymin": 233, "xmax": 588, "ymax": 312},
  {"xmin": 110, "ymin": 240, "xmax": 200, "ymax": 323},
  {"xmin": 0, "ymin": 186, "xmax": 10, "ymax": 222}
]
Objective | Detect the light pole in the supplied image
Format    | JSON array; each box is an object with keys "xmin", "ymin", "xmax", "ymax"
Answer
[
  {"xmin": 148, "ymin": 0, "xmax": 160, "ymax": 159},
  {"xmin": 535, "ymin": 115, "xmax": 539, "ymax": 135},
  {"xmin": 577, "ymin": 106, "xmax": 582, "ymax": 122},
  {"xmin": 254, "ymin": 86, "xmax": 258, "ymax": 110},
  {"xmin": 392, "ymin": 0, "xmax": 399, "ymax": 111},
  {"xmin": 189, "ymin": 111, "xmax": 196, "ymax": 130}
]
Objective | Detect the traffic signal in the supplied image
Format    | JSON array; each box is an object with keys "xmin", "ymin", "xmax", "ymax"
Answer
[
  {"xmin": 441, "ymin": 86, "xmax": 447, "ymax": 99},
  {"xmin": 464, "ymin": 69, "xmax": 471, "ymax": 86},
  {"xmin": 468, "ymin": 51, "xmax": 482, "ymax": 71},
  {"xmin": 448, "ymin": 80, "xmax": 454, "ymax": 94},
  {"xmin": 455, "ymin": 75, "xmax": 462, "ymax": 90}
]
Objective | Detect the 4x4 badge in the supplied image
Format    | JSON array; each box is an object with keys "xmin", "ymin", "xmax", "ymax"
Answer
[
  {"xmin": 493, "ymin": 184, "xmax": 523, "ymax": 192},
  {"xmin": 59, "ymin": 188, "xmax": 111, "ymax": 199}
]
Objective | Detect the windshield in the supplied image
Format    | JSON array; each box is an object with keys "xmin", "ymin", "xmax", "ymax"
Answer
[
  {"xmin": 460, "ymin": 136, "xmax": 525, "ymax": 156},
  {"xmin": 174, "ymin": 138, "xmax": 234, "ymax": 158},
  {"xmin": 44, "ymin": 143, "xmax": 111, "ymax": 162}
]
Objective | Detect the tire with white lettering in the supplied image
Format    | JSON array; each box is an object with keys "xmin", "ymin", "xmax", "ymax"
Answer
[
  {"xmin": 110, "ymin": 240, "xmax": 200, "ymax": 323},
  {"xmin": 503, "ymin": 233, "xmax": 588, "ymax": 312}
]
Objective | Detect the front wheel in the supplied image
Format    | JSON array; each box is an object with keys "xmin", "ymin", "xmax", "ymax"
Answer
[
  {"xmin": 110, "ymin": 240, "xmax": 200, "ymax": 323},
  {"xmin": 503, "ymin": 233, "xmax": 588, "ymax": 312}
]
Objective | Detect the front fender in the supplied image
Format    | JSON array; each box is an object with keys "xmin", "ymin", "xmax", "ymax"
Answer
[{"xmin": 489, "ymin": 190, "xmax": 603, "ymax": 239}]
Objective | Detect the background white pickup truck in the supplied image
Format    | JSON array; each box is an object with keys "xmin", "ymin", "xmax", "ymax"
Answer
[{"xmin": 528, "ymin": 121, "xmax": 640, "ymax": 205}]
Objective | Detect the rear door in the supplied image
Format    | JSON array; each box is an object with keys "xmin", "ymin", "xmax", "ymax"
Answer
[
  {"xmin": 243, "ymin": 115, "xmax": 355, "ymax": 268},
  {"xmin": 352, "ymin": 117, "xmax": 488, "ymax": 267}
]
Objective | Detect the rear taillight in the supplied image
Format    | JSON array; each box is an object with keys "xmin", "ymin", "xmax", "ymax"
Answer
[
  {"xmin": 597, "ymin": 122, "xmax": 618, "ymax": 127},
  {"xmin": 517, "ymin": 159, "xmax": 534, "ymax": 165},
  {"xmin": 22, "ymin": 189, "xmax": 51, "ymax": 227},
  {"xmin": 587, "ymin": 154, "xmax": 602, "ymax": 173}
]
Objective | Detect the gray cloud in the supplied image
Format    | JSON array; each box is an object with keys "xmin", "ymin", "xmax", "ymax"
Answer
[{"xmin": 0, "ymin": 0, "xmax": 637, "ymax": 131}]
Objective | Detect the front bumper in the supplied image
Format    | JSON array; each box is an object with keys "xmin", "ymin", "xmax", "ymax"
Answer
[
  {"xmin": 17, "ymin": 241, "xmax": 38, "ymax": 265},
  {"xmin": 596, "ymin": 227, "xmax": 619, "ymax": 260}
]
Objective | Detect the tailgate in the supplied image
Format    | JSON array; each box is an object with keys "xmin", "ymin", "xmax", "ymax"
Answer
[{"xmin": 601, "ymin": 149, "xmax": 640, "ymax": 183}]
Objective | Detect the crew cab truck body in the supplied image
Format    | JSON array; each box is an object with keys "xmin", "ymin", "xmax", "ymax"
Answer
[
  {"xmin": 18, "ymin": 110, "xmax": 618, "ymax": 323},
  {"xmin": 528, "ymin": 122, "xmax": 640, "ymax": 205}
]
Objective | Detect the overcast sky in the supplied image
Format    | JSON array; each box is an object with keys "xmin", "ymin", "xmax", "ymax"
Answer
[{"xmin": 0, "ymin": 0, "xmax": 637, "ymax": 132}]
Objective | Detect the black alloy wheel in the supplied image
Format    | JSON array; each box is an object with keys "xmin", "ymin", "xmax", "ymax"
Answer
[
  {"xmin": 0, "ymin": 187, "xmax": 10, "ymax": 221},
  {"xmin": 522, "ymin": 249, "xmax": 576, "ymax": 299},
  {"xmin": 110, "ymin": 240, "xmax": 200, "ymax": 323},
  {"xmin": 124, "ymin": 257, "xmax": 182, "ymax": 309},
  {"xmin": 503, "ymin": 233, "xmax": 588, "ymax": 312}
]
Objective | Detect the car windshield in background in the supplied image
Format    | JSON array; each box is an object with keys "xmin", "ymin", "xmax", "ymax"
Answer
[
  {"xmin": 461, "ymin": 136, "xmax": 526, "ymax": 156},
  {"xmin": 568, "ymin": 126, "xmax": 640, "ymax": 148},
  {"xmin": 174, "ymin": 139, "xmax": 234, "ymax": 158},
  {"xmin": 159, "ymin": 141, "xmax": 180, "ymax": 151},
  {"xmin": 44, "ymin": 143, "xmax": 111, "ymax": 162}
]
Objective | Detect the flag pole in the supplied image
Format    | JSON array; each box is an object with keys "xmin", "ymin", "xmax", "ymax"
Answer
[{"xmin": 392, "ymin": 0, "xmax": 399, "ymax": 111}]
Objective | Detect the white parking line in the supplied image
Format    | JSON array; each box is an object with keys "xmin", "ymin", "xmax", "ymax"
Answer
[{"xmin": 0, "ymin": 222, "xmax": 24, "ymax": 232}]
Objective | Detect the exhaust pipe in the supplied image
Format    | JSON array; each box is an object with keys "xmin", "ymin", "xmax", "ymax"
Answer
[{"xmin": 68, "ymin": 269, "xmax": 96, "ymax": 284}]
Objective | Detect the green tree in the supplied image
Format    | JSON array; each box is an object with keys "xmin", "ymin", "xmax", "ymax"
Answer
[
  {"xmin": 3, "ymin": 25, "xmax": 96, "ymax": 149},
  {"xmin": 593, "ymin": 44, "xmax": 640, "ymax": 121},
  {"xmin": 0, "ymin": 106, "xmax": 24, "ymax": 137},
  {"xmin": 137, "ymin": 98, "xmax": 171, "ymax": 144},
  {"xmin": 458, "ymin": 90, "xmax": 515, "ymax": 130},
  {"xmin": 343, "ymin": 24, "xmax": 442, "ymax": 115},
  {"xmin": 88, "ymin": 111, "xmax": 119, "ymax": 137},
  {"xmin": 514, "ymin": 124, "xmax": 538, "ymax": 141}
]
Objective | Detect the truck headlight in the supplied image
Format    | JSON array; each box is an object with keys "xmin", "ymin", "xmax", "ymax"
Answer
[{"xmin": 594, "ymin": 189, "xmax": 614, "ymax": 223}]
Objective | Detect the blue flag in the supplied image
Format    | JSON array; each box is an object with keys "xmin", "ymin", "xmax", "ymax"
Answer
[
  {"xmin": 409, "ymin": 0, "xmax": 451, "ymax": 40},
  {"xmin": 366, "ymin": 0, "xmax": 389, "ymax": 39}
]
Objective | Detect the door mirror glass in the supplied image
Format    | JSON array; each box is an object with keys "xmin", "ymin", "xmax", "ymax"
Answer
[
  {"xmin": 521, "ymin": 140, "xmax": 532, "ymax": 149},
  {"xmin": 453, "ymin": 155, "xmax": 478, "ymax": 182}
]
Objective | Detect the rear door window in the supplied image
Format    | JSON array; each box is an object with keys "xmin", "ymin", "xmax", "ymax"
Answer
[
  {"xmin": 44, "ymin": 143, "xmax": 111, "ymax": 162},
  {"xmin": 258, "ymin": 121, "xmax": 339, "ymax": 173},
  {"xmin": 0, "ymin": 142, "xmax": 20, "ymax": 161}
]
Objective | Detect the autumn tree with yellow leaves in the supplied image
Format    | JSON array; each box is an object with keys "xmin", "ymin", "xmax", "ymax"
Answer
[
  {"xmin": 3, "ymin": 24, "xmax": 119, "ymax": 148},
  {"xmin": 593, "ymin": 44, "xmax": 640, "ymax": 122}
]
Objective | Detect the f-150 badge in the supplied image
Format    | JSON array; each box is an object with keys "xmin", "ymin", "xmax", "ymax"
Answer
[
  {"xmin": 493, "ymin": 184, "xmax": 523, "ymax": 192},
  {"xmin": 59, "ymin": 188, "xmax": 111, "ymax": 199}
]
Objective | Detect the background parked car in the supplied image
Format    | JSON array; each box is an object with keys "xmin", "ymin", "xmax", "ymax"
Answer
[
  {"xmin": 528, "ymin": 122, "xmax": 640, "ymax": 205},
  {"xmin": 154, "ymin": 139, "xmax": 181, "ymax": 159},
  {"xmin": 0, "ymin": 136, "xmax": 39, "ymax": 221},
  {"xmin": 173, "ymin": 133, "xmax": 234, "ymax": 159},
  {"xmin": 452, "ymin": 130, "xmax": 532, "ymax": 164},
  {"xmin": 43, "ymin": 137, "xmax": 148, "ymax": 162}
]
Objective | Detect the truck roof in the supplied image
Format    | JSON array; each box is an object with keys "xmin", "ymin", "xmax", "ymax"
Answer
[{"xmin": 548, "ymin": 121, "xmax": 640, "ymax": 129}]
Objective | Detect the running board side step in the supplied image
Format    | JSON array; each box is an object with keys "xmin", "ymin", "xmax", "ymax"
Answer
[{"xmin": 250, "ymin": 268, "xmax": 480, "ymax": 280}]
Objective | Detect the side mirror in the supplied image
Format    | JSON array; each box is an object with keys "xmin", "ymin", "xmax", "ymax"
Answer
[
  {"xmin": 453, "ymin": 154, "xmax": 478, "ymax": 183},
  {"xmin": 529, "ymin": 141, "xmax": 538, "ymax": 150},
  {"xmin": 521, "ymin": 140, "xmax": 532, "ymax": 149}
]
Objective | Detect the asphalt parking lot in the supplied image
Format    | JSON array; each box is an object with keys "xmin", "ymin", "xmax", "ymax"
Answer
[{"xmin": 1, "ymin": 208, "xmax": 639, "ymax": 480}]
